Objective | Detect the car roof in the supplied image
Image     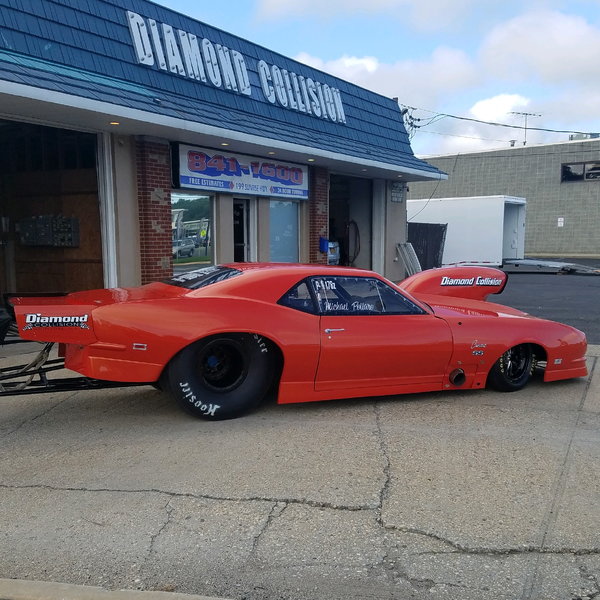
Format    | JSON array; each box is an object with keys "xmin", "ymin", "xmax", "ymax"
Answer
[{"xmin": 220, "ymin": 262, "xmax": 380, "ymax": 278}]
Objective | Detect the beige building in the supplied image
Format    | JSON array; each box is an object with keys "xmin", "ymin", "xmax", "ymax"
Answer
[{"xmin": 408, "ymin": 138, "xmax": 600, "ymax": 258}]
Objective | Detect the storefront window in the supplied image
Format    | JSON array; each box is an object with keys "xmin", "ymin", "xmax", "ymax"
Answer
[
  {"xmin": 269, "ymin": 200, "xmax": 299, "ymax": 263},
  {"xmin": 171, "ymin": 193, "xmax": 213, "ymax": 263}
]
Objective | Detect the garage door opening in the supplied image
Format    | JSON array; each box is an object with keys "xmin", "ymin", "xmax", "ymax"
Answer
[
  {"xmin": 0, "ymin": 120, "xmax": 103, "ymax": 298},
  {"xmin": 329, "ymin": 174, "xmax": 372, "ymax": 269}
]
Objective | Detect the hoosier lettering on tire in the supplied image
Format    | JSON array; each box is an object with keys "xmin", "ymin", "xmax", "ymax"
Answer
[{"xmin": 167, "ymin": 334, "xmax": 274, "ymax": 420}]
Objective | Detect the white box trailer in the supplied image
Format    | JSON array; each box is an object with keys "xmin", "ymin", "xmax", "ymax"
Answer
[{"xmin": 407, "ymin": 195, "xmax": 526, "ymax": 267}]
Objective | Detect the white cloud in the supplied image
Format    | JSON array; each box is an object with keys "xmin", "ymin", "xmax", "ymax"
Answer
[
  {"xmin": 294, "ymin": 6, "xmax": 600, "ymax": 154},
  {"xmin": 295, "ymin": 52, "xmax": 379, "ymax": 75},
  {"xmin": 257, "ymin": 0, "xmax": 399, "ymax": 18},
  {"xmin": 295, "ymin": 47, "xmax": 477, "ymax": 106},
  {"xmin": 276, "ymin": 4, "xmax": 600, "ymax": 153},
  {"xmin": 480, "ymin": 10, "xmax": 600, "ymax": 85},
  {"xmin": 256, "ymin": 0, "xmax": 477, "ymax": 29},
  {"xmin": 470, "ymin": 94, "xmax": 529, "ymax": 121}
]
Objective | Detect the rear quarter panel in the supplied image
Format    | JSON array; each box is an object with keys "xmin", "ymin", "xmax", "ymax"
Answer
[{"xmin": 68, "ymin": 296, "xmax": 321, "ymax": 383}]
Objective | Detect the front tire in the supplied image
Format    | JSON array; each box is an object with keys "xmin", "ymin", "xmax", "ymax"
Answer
[
  {"xmin": 167, "ymin": 334, "xmax": 274, "ymax": 420},
  {"xmin": 488, "ymin": 344, "xmax": 534, "ymax": 392}
]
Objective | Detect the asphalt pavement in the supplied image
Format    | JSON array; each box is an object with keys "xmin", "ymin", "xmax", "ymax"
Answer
[{"xmin": 499, "ymin": 272, "xmax": 600, "ymax": 344}]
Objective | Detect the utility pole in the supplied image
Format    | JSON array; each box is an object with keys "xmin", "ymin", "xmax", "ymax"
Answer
[{"xmin": 510, "ymin": 111, "xmax": 541, "ymax": 146}]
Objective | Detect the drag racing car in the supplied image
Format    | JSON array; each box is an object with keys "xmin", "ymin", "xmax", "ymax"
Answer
[{"xmin": 0, "ymin": 263, "xmax": 588, "ymax": 420}]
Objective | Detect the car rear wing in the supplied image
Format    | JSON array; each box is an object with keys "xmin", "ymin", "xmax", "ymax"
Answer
[
  {"xmin": 3, "ymin": 293, "xmax": 67, "ymax": 342},
  {"xmin": 1, "ymin": 295, "xmax": 144, "ymax": 397},
  {"xmin": 3, "ymin": 293, "xmax": 98, "ymax": 346},
  {"xmin": 400, "ymin": 266, "xmax": 508, "ymax": 301}
]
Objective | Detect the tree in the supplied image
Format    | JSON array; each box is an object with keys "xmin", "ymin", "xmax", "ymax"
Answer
[{"xmin": 171, "ymin": 197, "xmax": 211, "ymax": 220}]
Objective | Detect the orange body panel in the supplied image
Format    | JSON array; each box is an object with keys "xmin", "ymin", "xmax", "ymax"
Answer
[{"xmin": 11, "ymin": 264, "xmax": 588, "ymax": 404}]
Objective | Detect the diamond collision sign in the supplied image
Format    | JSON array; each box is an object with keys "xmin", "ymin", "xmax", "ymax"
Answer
[{"xmin": 177, "ymin": 145, "xmax": 309, "ymax": 199}]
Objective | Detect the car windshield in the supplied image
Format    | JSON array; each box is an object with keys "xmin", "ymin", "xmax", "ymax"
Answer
[{"xmin": 164, "ymin": 266, "xmax": 241, "ymax": 290}]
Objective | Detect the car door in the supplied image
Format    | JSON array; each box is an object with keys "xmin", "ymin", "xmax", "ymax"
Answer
[{"xmin": 311, "ymin": 275, "xmax": 453, "ymax": 392}]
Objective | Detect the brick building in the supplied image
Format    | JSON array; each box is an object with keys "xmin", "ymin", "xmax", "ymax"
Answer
[
  {"xmin": 0, "ymin": 0, "xmax": 443, "ymax": 298},
  {"xmin": 408, "ymin": 138, "xmax": 600, "ymax": 258}
]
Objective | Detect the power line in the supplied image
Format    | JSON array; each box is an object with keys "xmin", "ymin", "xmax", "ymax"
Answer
[{"xmin": 400, "ymin": 104, "xmax": 599, "ymax": 137}]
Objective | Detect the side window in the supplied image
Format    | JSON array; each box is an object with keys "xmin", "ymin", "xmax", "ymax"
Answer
[
  {"xmin": 373, "ymin": 280, "xmax": 425, "ymax": 315},
  {"xmin": 311, "ymin": 277, "xmax": 353, "ymax": 314},
  {"xmin": 310, "ymin": 276, "xmax": 425, "ymax": 316},
  {"xmin": 278, "ymin": 280, "xmax": 317, "ymax": 314}
]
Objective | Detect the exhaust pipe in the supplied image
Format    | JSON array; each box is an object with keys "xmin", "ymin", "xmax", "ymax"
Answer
[{"xmin": 449, "ymin": 368, "xmax": 466, "ymax": 386}]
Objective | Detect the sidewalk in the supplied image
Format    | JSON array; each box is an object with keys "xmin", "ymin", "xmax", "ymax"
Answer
[{"xmin": 0, "ymin": 579, "xmax": 229, "ymax": 600}]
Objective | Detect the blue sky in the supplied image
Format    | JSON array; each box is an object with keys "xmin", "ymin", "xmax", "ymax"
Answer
[{"xmin": 154, "ymin": 0, "xmax": 600, "ymax": 156}]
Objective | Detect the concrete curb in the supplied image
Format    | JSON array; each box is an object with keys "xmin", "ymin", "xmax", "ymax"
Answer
[
  {"xmin": 0, "ymin": 579, "xmax": 230, "ymax": 600},
  {"xmin": 587, "ymin": 343, "xmax": 600, "ymax": 357}
]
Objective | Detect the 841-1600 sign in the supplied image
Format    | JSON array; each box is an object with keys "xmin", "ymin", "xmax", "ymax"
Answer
[
  {"xmin": 187, "ymin": 151, "xmax": 304, "ymax": 185},
  {"xmin": 178, "ymin": 144, "xmax": 309, "ymax": 198}
]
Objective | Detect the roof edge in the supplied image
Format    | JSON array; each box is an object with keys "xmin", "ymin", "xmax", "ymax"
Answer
[{"xmin": 1, "ymin": 80, "xmax": 446, "ymax": 181}]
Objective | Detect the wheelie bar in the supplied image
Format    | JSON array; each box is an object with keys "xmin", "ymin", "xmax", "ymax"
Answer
[{"xmin": 0, "ymin": 342, "xmax": 145, "ymax": 396}]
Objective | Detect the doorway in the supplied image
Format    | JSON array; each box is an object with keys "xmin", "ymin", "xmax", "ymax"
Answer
[
  {"xmin": 328, "ymin": 175, "xmax": 372, "ymax": 269},
  {"xmin": 233, "ymin": 199, "xmax": 249, "ymax": 262},
  {"xmin": 502, "ymin": 202, "xmax": 526, "ymax": 261},
  {"xmin": 0, "ymin": 120, "xmax": 103, "ymax": 297}
]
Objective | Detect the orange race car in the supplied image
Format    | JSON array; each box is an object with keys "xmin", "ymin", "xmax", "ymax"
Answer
[{"xmin": 1, "ymin": 263, "xmax": 588, "ymax": 420}]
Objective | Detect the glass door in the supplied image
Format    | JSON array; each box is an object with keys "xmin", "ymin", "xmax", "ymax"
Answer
[{"xmin": 233, "ymin": 199, "xmax": 249, "ymax": 262}]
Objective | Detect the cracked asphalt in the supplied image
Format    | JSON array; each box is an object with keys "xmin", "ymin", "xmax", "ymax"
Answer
[{"xmin": 0, "ymin": 346, "xmax": 599, "ymax": 600}]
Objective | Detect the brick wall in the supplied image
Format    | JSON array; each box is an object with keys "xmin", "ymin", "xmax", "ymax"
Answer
[
  {"xmin": 309, "ymin": 166, "xmax": 329, "ymax": 264},
  {"xmin": 135, "ymin": 138, "xmax": 172, "ymax": 283}
]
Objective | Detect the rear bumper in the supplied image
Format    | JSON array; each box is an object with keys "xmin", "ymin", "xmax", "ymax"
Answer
[{"xmin": 64, "ymin": 343, "xmax": 163, "ymax": 383}]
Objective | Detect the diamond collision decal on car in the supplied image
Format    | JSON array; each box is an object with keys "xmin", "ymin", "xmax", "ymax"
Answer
[{"xmin": 23, "ymin": 313, "xmax": 90, "ymax": 330}]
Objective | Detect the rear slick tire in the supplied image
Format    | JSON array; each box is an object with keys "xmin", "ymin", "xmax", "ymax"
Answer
[
  {"xmin": 168, "ymin": 334, "xmax": 273, "ymax": 420},
  {"xmin": 488, "ymin": 344, "xmax": 534, "ymax": 392}
]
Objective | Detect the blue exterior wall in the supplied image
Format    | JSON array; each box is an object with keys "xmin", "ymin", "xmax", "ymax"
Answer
[{"xmin": 0, "ymin": 0, "xmax": 441, "ymax": 176}]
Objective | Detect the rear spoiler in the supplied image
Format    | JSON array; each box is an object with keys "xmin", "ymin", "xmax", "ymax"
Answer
[
  {"xmin": 2, "ymin": 293, "xmax": 68, "ymax": 345},
  {"xmin": 400, "ymin": 266, "xmax": 508, "ymax": 301}
]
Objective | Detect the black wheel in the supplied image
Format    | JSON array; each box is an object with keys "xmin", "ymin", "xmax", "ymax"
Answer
[
  {"xmin": 487, "ymin": 344, "xmax": 534, "ymax": 392},
  {"xmin": 167, "ymin": 334, "xmax": 274, "ymax": 420}
]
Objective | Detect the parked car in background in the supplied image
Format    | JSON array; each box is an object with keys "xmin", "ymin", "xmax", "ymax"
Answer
[{"xmin": 172, "ymin": 238, "xmax": 195, "ymax": 258}]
